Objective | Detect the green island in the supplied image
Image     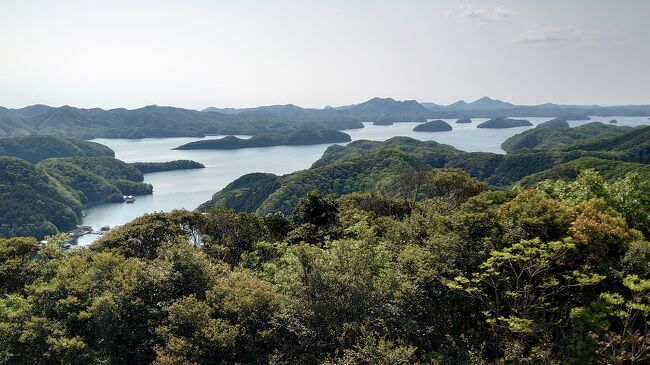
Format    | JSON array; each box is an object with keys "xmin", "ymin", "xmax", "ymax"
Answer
[
  {"xmin": 174, "ymin": 129, "xmax": 352, "ymax": 150},
  {"xmin": 412, "ymin": 119, "xmax": 453, "ymax": 132},
  {"xmin": 130, "ymin": 160, "xmax": 205, "ymax": 173},
  {"xmin": 477, "ymin": 117, "xmax": 533, "ymax": 128},
  {"xmin": 456, "ymin": 117, "xmax": 472, "ymax": 123}
]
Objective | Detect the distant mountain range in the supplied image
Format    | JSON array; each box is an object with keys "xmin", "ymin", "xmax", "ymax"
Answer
[
  {"xmin": 0, "ymin": 104, "xmax": 361, "ymax": 139},
  {"xmin": 419, "ymin": 96, "xmax": 650, "ymax": 118},
  {"xmin": 206, "ymin": 96, "xmax": 650, "ymax": 120},
  {"xmin": 1, "ymin": 97, "xmax": 649, "ymax": 139}
]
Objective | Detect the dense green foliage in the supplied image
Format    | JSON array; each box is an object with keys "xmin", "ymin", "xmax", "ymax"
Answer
[
  {"xmin": 130, "ymin": 160, "xmax": 205, "ymax": 173},
  {"xmin": 0, "ymin": 157, "xmax": 80, "ymax": 238},
  {"xmin": 521, "ymin": 157, "xmax": 650, "ymax": 186},
  {"xmin": 46, "ymin": 156, "xmax": 144, "ymax": 182},
  {"xmin": 1, "ymin": 169, "xmax": 648, "ymax": 364},
  {"xmin": 0, "ymin": 154, "xmax": 155, "ymax": 238},
  {"xmin": 37, "ymin": 159, "xmax": 125, "ymax": 204},
  {"xmin": 477, "ymin": 118, "xmax": 533, "ymax": 129},
  {"xmin": 412, "ymin": 120, "xmax": 453, "ymax": 132},
  {"xmin": 566, "ymin": 126, "xmax": 650, "ymax": 164},
  {"xmin": 174, "ymin": 129, "xmax": 352, "ymax": 150},
  {"xmin": 0, "ymin": 135, "xmax": 114, "ymax": 163},
  {"xmin": 502, "ymin": 121, "xmax": 632, "ymax": 153}
]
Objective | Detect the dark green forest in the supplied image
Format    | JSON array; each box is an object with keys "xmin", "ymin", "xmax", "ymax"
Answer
[
  {"xmin": 1, "ymin": 167, "xmax": 648, "ymax": 364},
  {"xmin": 0, "ymin": 155, "xmax": 153, "ymax": 238},
  {"xmin": 501, "ymin": 120, "xmax": 634, "ymax": 153},
  {"xmin": 0, "ymin": 137, "xmax": 205, "ymax": 238}
]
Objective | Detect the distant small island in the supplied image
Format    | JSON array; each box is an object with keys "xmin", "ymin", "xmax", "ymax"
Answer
[
  {"xmin": 477, "ymin": 118, "xmax": 532, "ymax": 129},
  {"xmin": 373, "ymin": 120, "xmax": 394, "ymax": 126},
  {"xmin": 413, "ymin": 120, "xmax": 452, "ymax": 132},
  {"xmin": 174, "ymin": 129, "xmax": 351, "ymax": 150},
  {"xmin": 130, "ymin": 160, "xmax": 205, "ymax": 173},
  {"xmin": 456, "ymin": 118, "xmax": 472, "ymax": 124},
  {"xmin": 609, "ymin": 119, "xmax": 618, "ymax": 124}
]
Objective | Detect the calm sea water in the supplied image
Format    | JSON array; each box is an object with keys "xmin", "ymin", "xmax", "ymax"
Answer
[{"xmin": 77, "ymin": 116, "xmax": 649, "ymax": 245}]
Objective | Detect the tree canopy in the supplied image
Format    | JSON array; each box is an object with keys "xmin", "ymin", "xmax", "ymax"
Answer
[{"xmin": 0, "ymin": 169, "xmax": 648, "ymax": 364}]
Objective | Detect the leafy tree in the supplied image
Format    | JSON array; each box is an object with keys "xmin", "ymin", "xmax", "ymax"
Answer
[
  {"xmin": 448, "ymin": 238, "xmax": 605, "ymax": 356},
  {"xmin": 200, "ymin": 208, "xmax": 268, "ymax": 266},
  {"xmin": 93, "ymin": 210, "xmax": 205, "ymax": 259},
  {"xmin": 154, "ymin": 295, "xmax": 238, "ymax": 365},
  {"xmin": 538, "ymin": 169, "xmax": 650, "ymax": 235},
  {"xmin": 0, "ymin": 237, "xmax": 39, "ymax": 294},
  {"xmin": 321, "ymin": 331, "xmax": 418, "ymax": 365},
  {"xmin": 207, "ymin": 270, "xmax": 282, "ymax": 363},
  {"xmin": 569, "ymin": 275, "xmax": 650, "ymax": 364},
  {"xmin": 292, "ymin": 190, "xmax": 339, "ymax": 228},
  {"xmin": 263, "ymin": 212, "xmax": 292, "ymax": 242}
]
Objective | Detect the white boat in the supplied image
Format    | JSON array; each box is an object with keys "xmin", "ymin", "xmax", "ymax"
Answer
[{"xmin": 123, "ymin": 195, "xmax": 136, "ymax": 203}]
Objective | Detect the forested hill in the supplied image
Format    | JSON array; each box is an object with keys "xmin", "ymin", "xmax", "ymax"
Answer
[
  {"xmin": 0, "ymin": 136, "xmax": 203, "ymax": 238},
  {"xmin": 0, "ymin": 155, "xmax": 153, "ymax": 238},
  {"xmin": 501, "ymin": 121, "xmax": 634, "ymax": 153},
  {"xmin": 200, "ymin": 126, "xmax": 650, "ymax": 215},
  {"xmin": 0, "ymin": 135, "xmax": 114, "ymax": 163}
]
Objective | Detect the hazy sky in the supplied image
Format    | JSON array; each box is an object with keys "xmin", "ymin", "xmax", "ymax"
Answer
[{"xmin": 1, "ymin": 0, "xmax": 649, "ymax": 109}]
